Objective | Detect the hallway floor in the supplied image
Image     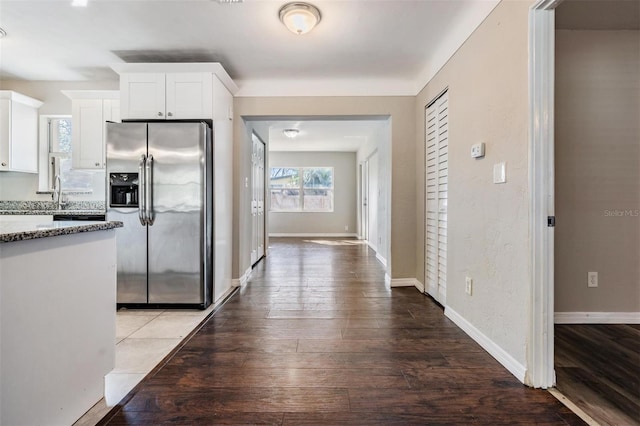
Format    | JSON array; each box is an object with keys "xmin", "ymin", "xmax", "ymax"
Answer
[
  {"xmin": 555, "ymin": 324, "xmax": 640, "ymax": 426},
  {"xmin": 99, "ymin": 238, "xmax": 584, "ymax": 424}
]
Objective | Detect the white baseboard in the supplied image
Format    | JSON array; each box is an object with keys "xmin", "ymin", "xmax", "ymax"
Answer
[
  {"xmin": 414, "ymin": 280, "xmax": 425, "ymax": 293},
  {"xmin": 232, "ymin": 267, "xmax": 252, "ymax": 288},
  {"xmin": 212, "ymin": 285, "xmax": 236, "ymax": 307},
  {"xmin": 555, "ymin": 312, "xmax": 640, "ymax": 324},
  {"xmin": 269, "ymin": 233, "xmax": 358, "ymax": 238},
  {"xmin": 376, "ymin": 252, "xmax": 387, "ymax": 268},
  {"xmin": 384, "ymin": 273, "xmax": 391, "ymax": 287},
  {"xmin": 390, "ymin": 278, "xmax": 420, "ymax": 288},
  {"xmin": 445, "ymin": 307, "xmax": 527, "ymax": 384}
]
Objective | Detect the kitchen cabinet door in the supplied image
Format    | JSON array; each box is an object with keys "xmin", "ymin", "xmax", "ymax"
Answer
[
  {"xmin": 165, "ymin": 73, "xmax": 212, "ymax": 119},
  {"xmin": 120, "ymin": 73, "xmax": 165, "ymax": 119},
  {"xmin": 72, "ymin": 99, "xmax": 104, "ymax": 169},
  {"xmin": 0, "ymin": 92, "xmax": 42, "ymax": 173}
]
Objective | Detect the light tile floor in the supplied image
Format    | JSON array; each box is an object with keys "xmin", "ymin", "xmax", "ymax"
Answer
[{"xmin": 74, "ymin": 305, "xmax": 215, "ymax": 426}]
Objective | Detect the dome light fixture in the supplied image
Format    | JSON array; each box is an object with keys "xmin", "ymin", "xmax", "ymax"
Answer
[
  {"xmin": 283, "ymin": 128, "xmax": 300, "ymax": 138},
  {"xmin": 279, "ymin": 2, "xmax": 321, "ymax": 35}
]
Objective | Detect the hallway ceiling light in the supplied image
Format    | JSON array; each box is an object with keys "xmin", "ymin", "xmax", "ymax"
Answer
[
  {"xmin": 283, "ymin": 128, "xmax": 300, "ymax": 138},
  {"xmin": 279, "ymin": 2, "xmax": 321, "ymax": 35}
]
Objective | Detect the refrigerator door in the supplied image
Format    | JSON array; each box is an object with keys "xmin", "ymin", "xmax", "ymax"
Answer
[
  {"xmin": 147, "ymin": 122, "xmax": 212, "ymax": 304},
  {"xmin": 106, "ymin": 122, "xmax": 148, "ymax": 304}
]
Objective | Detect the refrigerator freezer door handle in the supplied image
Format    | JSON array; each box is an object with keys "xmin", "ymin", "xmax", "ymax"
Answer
[
  {"xmin": 138, "ymin": 155, "xmax": 147, "ymax": 225},
  {"xmin": 146, "ymin": 154, "xmax": 155, "ymax": 225}
]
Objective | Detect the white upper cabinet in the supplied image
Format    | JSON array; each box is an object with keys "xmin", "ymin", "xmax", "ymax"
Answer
[
  {"xmin": 120, "ymin": 73, "xmax": 165, "ymax": 119},
  {"xmin": 0, "ymin": 91, "xmax": 43, "ymax": 173},
  {"xmin": 112, "ymin": 63, "xmax": 238, "ymax": 121},
  {"xmin": 165, "ymin": 73, "xmax": 213, "ymax": 119},
  {"xmin": 63, "ymin": 90, "xmax": 120, "ymax": 169},
  {"xmin": 121, "ymin": 72, "xmax": 213, "ymax": 120}
]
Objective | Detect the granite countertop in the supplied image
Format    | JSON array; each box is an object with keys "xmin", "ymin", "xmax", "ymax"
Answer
[
  {"xmin": 0, "ymin": 209, "xmax": 105, "ymax": 215},
  {"xmin": 0, "ymin": 220, "xmax": 123, "ymax": 243},
  {"xmin": 0, "ymin": 201, "xmax": 105, "ymax": 216}
]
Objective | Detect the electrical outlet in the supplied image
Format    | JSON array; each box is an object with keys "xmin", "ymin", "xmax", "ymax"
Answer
[
  {"xmin": 465, "ymin": 276, "xmax": 473, "ymax": 295},
  {"xmin": 588, "ymin": 272, "xmax": 598, "ymax": 288}
]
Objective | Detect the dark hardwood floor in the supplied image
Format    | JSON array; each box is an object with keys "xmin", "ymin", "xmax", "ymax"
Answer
[
  {"xmin": 555, "ymin": 324, "xmax": 640, "ymax": 426},
  {"xmin": 100, "ymin": 238, "xmax": 584, "ymax": 425}
]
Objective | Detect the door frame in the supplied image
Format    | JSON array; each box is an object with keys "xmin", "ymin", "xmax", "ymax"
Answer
[
  {"xmin": 528, "ymin": 0, "xmax": 561, "ymax": 389},
  {"xmin": 359, "ymin": 161, "xmax": 369, "ymax": 241}
]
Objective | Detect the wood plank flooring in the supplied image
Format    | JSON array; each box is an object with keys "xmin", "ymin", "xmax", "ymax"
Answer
[
  {"xmin": 99, "ymin": 238, "xmax": 583, "ymax": 425},
  {"xmin": 555, "ymin": 324, "xmax": 640, "ymax": 425}
]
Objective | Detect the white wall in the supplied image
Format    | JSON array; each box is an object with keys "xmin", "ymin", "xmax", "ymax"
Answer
[
  {"xmin": 269, "ymin": 151, "xmax": 357, "ymax": 236},
  {"xmin": 415, "ymin": 0, "xmax": 533, "ymax": 380},
  {"xmin": 0, "ymin": 80, "xmax": 118, "ymax": 202},
  {"xmin": 554, "ymin": 30, "xmax": 640, "ymax": 313}
]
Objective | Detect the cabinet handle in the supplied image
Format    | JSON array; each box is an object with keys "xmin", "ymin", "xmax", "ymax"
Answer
[
  {"xmin": 1, "ymin": 162, "xmax": 6, "ymax": 167},
  {"xmin": 158, "ymin": 112, "xmax": 163, "ymax": 117},
  {"xmin": 95, "ymin": 162, "xmax": 100, "ymax": 167},
  {"xmin": 167, "ymin": 112, "xmax": 173, "ymax": 117}
]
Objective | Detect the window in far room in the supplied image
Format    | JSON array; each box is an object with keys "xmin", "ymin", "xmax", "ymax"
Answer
[{"xmin": 270, "ymin": 167, "xmax": 334, "ymax": 212}]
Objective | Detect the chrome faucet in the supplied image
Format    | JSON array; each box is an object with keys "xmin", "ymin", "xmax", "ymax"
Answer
[{"xmin": 53, "ymin": 174, "xmax": 66, "ymax": 210}]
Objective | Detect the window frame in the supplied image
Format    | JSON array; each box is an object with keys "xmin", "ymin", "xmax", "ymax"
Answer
[
  {"xmin": 37, "ymin": 114, "xmax": 95, "ymax": 193},
  {"xmin": 269, "ymin": 166, "xmax": 334, "ymax": 213}
]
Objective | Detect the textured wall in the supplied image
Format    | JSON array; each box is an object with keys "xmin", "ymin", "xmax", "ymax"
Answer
[
  {"xmin": 555, "ymin": 30, "xmax": 640, "ymax": 312},
  {"xmin": 415, "ymin": 0, "xmax": 533, "ymax": 369}
]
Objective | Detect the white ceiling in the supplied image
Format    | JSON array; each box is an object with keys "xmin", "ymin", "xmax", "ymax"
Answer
[
  {"xmin": 0, "ymin": 0, "xmax": 499, "ymax": 96},
  {"xmin": 263, "ymin": 119, "xmax": 387, "ymax": 152}
]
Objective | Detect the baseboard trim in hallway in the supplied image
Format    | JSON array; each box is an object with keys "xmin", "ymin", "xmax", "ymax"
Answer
[
  {"xmin": 554, "ymin": 311, "xmax": 640, "ymax": 324},
  {"xmin": 445, "ymin": 306, "xmax": 527, "ymax": 383}
]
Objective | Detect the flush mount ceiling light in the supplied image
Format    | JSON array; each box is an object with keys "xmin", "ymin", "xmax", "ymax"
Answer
[
  {"xmin": 279, "ymin": 2, "xmax": 321, "ymax": 35},
  {"xmin": 71, "ymin": 0, "xmax": 88, "ymax": 6},
  {"xmin": 283, "ymin": 128, "xmax": 300, "ymax": 138}
]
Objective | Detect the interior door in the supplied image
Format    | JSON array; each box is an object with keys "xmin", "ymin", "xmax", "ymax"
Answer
[
  {"xmin": 251, "ymin": 133, "xmax": 266, "ymax": 265},
  {"xmin": 425, "ymin": 91, "xmax": 449, "ymax": 305},
  {"xmin": 360, "ymin": 162, "xmax": 369, "ymax": 241}
]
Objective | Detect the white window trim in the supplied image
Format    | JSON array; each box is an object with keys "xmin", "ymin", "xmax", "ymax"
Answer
[
  {"xmin": 38, "ymin": 115, "xmax": 69, "ymax": 192},
  {"xmin": 269, "ymin": 166, "xmax": 335, "ymax": 213}
]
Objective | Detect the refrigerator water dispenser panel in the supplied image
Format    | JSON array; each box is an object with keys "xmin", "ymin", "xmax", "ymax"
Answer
[{"xmin": 110, "ymin": 173, "xmax": 139, "ymax": 207}]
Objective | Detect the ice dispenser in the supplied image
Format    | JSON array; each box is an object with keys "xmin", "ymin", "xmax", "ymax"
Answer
[{"xmin": 110, "ymin": 173, "xmax": 138, "ymax": 207}]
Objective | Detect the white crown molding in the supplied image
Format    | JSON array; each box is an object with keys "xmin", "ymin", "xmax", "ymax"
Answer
[{"xmin": 234, "ymin": 78, "xmax": 418, "ymax": 98}]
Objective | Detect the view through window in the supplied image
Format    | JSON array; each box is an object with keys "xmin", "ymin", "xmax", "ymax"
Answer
[
  {"xmin": 47, "ymin": 117, "xmax": 94, "ymax": 191},
  {"xmin": 270, "ymin": 167, "xmax": 334, "ymax": 212}
]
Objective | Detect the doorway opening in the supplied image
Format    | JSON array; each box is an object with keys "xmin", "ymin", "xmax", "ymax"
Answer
[{"xmin": 242, "ymin": 116, "xmax": 392, "ymax": 275}]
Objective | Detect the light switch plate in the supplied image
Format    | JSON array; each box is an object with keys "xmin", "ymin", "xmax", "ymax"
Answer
[
  {"xmin": 493, "ymin": 162, "xmax": 506, "ymax": 184},
  {"xmin": 471, "ymin": 142, "xmax": 485, "ymax": 158}
]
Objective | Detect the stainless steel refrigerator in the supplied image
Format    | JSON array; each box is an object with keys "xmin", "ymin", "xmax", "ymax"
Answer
[{"xmin": 106, "ymin": 121, "xmax": 212, "ymax": 308}]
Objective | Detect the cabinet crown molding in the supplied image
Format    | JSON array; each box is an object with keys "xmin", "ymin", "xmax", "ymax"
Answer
[
  {"xmin": 61, "ymin": 90, "xmax": 120, "ymax": 100},
  {"xmin": 109, "ymin": 62, "xmax": 238, "ymax": 95},
  {"xmin": 0, "ymin": 90, "xmax": 43, "ymax": 108}
]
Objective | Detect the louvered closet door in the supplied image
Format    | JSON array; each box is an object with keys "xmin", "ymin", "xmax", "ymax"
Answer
[{"xmin": 425, "ymin": 91, "xmax": 448, "ymax": 305}]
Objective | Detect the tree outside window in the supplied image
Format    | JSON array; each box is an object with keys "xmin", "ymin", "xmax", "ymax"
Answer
[{"xmin": 270, "ymin": 167, "xmax": 333, "ymax": 212}]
